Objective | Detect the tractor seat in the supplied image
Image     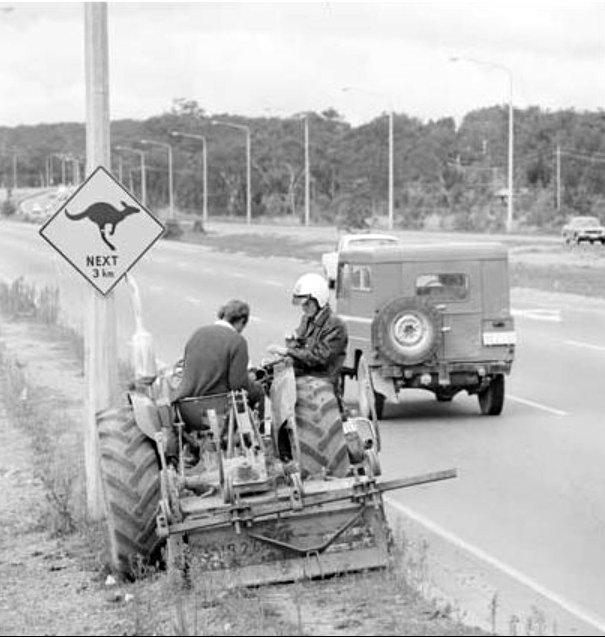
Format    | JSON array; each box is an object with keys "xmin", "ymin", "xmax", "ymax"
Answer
[{"xmin": 174, "ymin": 393, "xmax": 230, "ymax": 432}]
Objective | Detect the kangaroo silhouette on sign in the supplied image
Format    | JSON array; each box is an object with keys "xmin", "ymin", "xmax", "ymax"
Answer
[{"xmin": 65, "ymin": 201, "xmax": 139, "ymax": 251}]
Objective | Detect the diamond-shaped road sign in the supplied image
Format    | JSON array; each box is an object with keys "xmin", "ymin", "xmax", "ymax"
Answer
[{"xmin": 40, "ymin": 165, "xmax": 165, "ymax": 295}]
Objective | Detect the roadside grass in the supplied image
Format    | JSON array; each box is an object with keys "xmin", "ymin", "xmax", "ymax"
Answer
[{"xmin": 510, "ymin": 260, "xmax": 605, "ymax": 298}]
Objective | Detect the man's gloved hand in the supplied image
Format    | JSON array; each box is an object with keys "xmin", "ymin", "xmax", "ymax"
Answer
[{"xmin": 284, "ymin": 331, "xmax": 298, "ymax": 348}]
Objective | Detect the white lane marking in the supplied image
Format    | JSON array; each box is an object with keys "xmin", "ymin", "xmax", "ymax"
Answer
[
  {"xmin": 148, "ymin": 284, "xmax": 164, "ymax": 294},
  {"xmin": 512, "ymin": 308, "xmax": 561, "ymax": 322},
  {"xmin": 263, "ymin": 279, "xmax": 286, "ymax": 287},
  {"xmin": 508, "ymin": 394, "xmax": 568, "ymax": 416},
  {"xmin": 232, "ymin": 272, "xmax": 246, "ymax": 278},
  {"xmin": 185, "ymin": 296, "xmax": 202, "ymax": 306},
  {"xmin": 564, "ymin": 339, "xmax": 605, "ymax": 353},
  {"xmin": 249, "ymin": 315, "xmax": 262, "ymax": 324},
  {"xmin": 385, "ymin": 499, "xmax": 605, "ymax": 635}
]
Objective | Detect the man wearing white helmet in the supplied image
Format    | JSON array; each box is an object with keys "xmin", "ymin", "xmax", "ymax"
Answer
[{"xmin": 271, "ymin": 273, "xmax": 348, "ymax": 405}]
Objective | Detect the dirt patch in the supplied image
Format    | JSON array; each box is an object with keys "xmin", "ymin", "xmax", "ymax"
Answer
[{"xmin": 0, "ymin": 316, "xmax": 492, "ymax": 636}]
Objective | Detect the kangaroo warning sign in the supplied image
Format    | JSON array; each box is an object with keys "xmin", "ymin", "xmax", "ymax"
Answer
[{"xmin": 40, "ymin": 165, "xmax": 165, "ymax": 295}]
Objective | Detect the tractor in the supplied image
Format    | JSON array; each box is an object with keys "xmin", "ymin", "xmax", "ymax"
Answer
[{"xmin": 96, "ymin": 276, "xmax": 456, "ymax": 583}]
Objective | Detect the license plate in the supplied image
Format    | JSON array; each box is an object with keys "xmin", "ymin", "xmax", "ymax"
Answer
[{"xmin": 483, "ymin": 331, "xmax": 517, "ymax": 345}]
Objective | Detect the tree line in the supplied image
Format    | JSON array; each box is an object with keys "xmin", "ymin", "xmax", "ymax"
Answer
[{"xmin": 2, "ymin": 98, "xmax": 605, "ymax": 231}]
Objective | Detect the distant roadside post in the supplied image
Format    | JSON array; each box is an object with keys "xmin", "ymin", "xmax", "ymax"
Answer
[
  {"xmin": 450, "ymin": 56, "xmax": 515, "ymax": 232},
  {"xmin": 211, "ymin": 120, "xmax": 251, "ymax": 224},
  {"xmin": 140, "ymin": 138, "xmax": 174, "ymax": 220},
  {"xmin": 115, "ymin": 145, "xmax": 148, "ymax": 206},
  {"xmin": 171, "ymin": 131, "xmax": 208, "ymax": 224}
]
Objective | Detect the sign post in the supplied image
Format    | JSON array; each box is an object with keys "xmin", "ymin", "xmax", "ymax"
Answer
[
  {"xmin": 39, "ymin": 4, "xmax": 164, "ymax": 520},
  {"xmin": 84, "ymin": 2, "xmax": 112, "ymax": 520}
]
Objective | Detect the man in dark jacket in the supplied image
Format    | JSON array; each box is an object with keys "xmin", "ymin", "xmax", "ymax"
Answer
[
  {"xmin": 270, "ymin": 273, "xmax": 348, "ymax": 397},
  {"xmin": 175, "ymin": 299, "xmax": 263, "ymax": 428}
]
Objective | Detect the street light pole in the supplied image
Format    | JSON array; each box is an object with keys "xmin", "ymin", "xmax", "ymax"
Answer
[
  {"xmin": 211, "ymin": 120, "xmax": 251, "ymax": 224},
  {"xmin": 265, "ymin": 108, "xmax": 311, "ymax": 225},
  {"xmin": 303, "ymin": 114, "xmax": 310, "ymax": 226},
  {"xmin": 12, "ymin": 153, "xmax": 17, "ymax": 189},
  {"xmin": 84, "ymin": 0, "xmax": 117, "ymax": 521},
  {"xmin": 140, "ymin": 138, "xmax": 174, "ymax": 219},
  {"xmin": 342, "ymin": 86, "xmax": 394, "ymax": 230},
  {"xmin": 450, "ymin": 56, "xmax": 514, "ymax": 232},
  {"xmin": 171, "ymin": 131, "xmax": 208, "ymax": 224},
  {"xmin": 116, "ymin": 145, "xmax": 147, "ymax": 206}
]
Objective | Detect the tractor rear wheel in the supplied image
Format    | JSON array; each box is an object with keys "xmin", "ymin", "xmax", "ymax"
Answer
[
  {"xmin": 97, "ymin": 406, "xmax": 163, "ymax": 579},
  {"xmin": 295, "ymin": 376, "xmax": 350, "ymax": 478}
]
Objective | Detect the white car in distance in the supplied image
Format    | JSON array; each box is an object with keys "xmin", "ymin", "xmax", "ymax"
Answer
[{"xmin": 321, "ymin": 233, "xmax": 399, "ymax": 288}]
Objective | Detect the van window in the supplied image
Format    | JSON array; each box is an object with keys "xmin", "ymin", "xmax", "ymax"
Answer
[
  {"xmin": 416, "ymin": 273, "xmax": 468, "ymax": 301},
  {"xmin": 350, "ymin": 265, "xmax": 372, "ymax": 291}
]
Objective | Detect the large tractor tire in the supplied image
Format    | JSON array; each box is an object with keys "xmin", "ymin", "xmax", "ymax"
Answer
[
  {"xmin": 295, "ymin": 376, "xmax": 350, "ymax": 478},
  {"xmin": 97, "ymin": 406, "xmax": 163, "ymax": 579},
  {"xmin": 373, "ymin": 297, "xmax": 441, "ymax": 365},
  {"xmin": 478, "ymin": 374, "xmax": 505, "ymax": 416}
]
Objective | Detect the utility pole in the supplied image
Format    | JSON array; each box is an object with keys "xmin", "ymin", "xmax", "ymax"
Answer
[
  {"xmin": 84, "ymin": 2, "xmax": 118, "ymax": 520},
  {"xmin": 556, "ymin": 144, "xmax": 561, "ymax": 213},
  {"xmin": 210, "ymin": 120, "xmax": 251, "ymax": 223},
  {"xmin": 303, "ymin": 115, "xmax": 310, "ymax": 226},
  {"xmin": 12, "ymin": 153, "xmax": 17, "ymax": 190}
]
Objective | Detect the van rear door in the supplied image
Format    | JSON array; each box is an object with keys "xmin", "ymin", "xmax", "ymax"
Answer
[{"xmin": 410, "ymin": 261, "xmax": 483, "ymax": 361}]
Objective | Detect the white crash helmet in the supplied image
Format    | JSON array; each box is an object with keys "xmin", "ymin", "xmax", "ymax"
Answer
[{"xmin": 292, "ymin": 273, "xmax": 330, "ymax": 308}]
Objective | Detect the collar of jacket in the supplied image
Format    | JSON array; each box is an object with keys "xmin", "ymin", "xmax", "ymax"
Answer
[
  {"xmin": 215, "ymin": 319, "xmax": 236, "ymax": 331},
  {"xmin": 305, "ymin": 305, "xmax": 331, "ymax": 330}
]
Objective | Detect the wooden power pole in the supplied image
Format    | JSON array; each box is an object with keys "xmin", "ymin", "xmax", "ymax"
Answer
[{"xmin": 84, "ymin": 2, "xmax": 118, "ymax": 519}]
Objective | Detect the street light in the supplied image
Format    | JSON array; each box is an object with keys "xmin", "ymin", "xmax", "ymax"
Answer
[
  {"xmin": 170, "ymin": 131, "xmax": 208, "ymax": 224},
  {"xmin": 115, "ymin": 145, "xmax": 147, "ymax": 206},
  {"xmin": 0, "ymin": 151, "xmax": 18, "ymax": 189},
  {"xmin": 450, "ymin": 56, "xmax": 514, "ymax": 233},
  {"xmin": 211, "ymin": 120, "xmax": 251, "ymax": 224},
  {"xmin": 296, "ymin": 113, "xmax": 311, "ymax": 227},
  {"xmin": 51, "ymin": 153, "xmax": 67, "ymax": 185},
  {"xmin": 66, "ymin": 154, "xmax": 82, "ymax": 185},
  {"xmin": 342, "ymin": 86, "xmax": 394, "ymax": 230},
  {"xmin": 264, "ymin": 108, "xmax": 311, "ymax": 226},
  {"xmin": 140, "ymin": 138, "xmax": 174, "ymax": 220}
]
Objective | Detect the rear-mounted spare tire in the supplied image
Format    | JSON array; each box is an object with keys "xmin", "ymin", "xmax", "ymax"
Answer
[{"xmin": 373, "ymin": 297, "xmax": 441, "ymax": 365}]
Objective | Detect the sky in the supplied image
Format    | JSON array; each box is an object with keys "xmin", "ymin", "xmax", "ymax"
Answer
[{"xmin": 0, "ymin": 2, "xmax": 603, "ymax": 128}]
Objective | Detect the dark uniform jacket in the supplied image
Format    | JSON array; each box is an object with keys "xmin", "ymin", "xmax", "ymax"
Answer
[
  {"xmin": 174, "ymin": 321, "xmax": 264, "ymax": 429},
  {"xmin": 286, "ymin": 305, "xmax": 348, "ymax": 387},
  {"xmin": 175, "ymin": 321, "xmax": 251, "ymax": 401}
]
